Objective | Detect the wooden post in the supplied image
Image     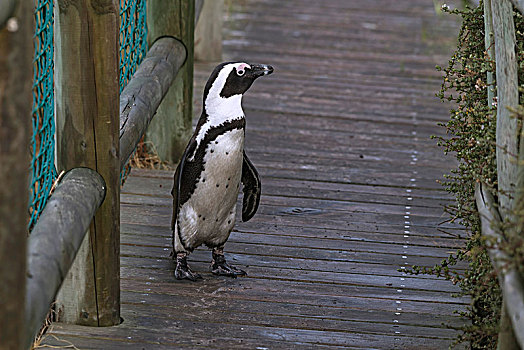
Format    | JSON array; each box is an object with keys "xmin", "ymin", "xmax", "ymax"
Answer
[
  {"xmin": 484, "ymin": 0, "xmax": 495, "ymax": 107},
  {"xmin": 146, "ymin": 0, "xmax": 195, "ymax": 164},
  {"xmin": 54, "ymin": 0, "xmax": 120, "ymax": 326},
  {"xmin": 489, "ymin": 0, "xmax": 521, "ymax": 347},
  {"xmin": 194, "ymin": 0, "xmax": 223, "ymax": 62},
  {"xmin": 0, "ymin": 1, "xmax": 32, "ymax": 348},
  {"xmin": 491, "ymin": 0, "xmax": 519, "ymax": 218}
]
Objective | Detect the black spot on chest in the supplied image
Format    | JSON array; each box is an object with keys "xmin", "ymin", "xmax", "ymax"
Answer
[{"xmin": 176, "ymin": 118, "xmax": 246, "ymax": 208}]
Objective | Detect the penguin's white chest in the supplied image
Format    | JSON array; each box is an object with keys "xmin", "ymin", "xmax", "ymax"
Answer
[{"xmin": 178, "ymin": 128, "xmax": 245, "ymax": 248}]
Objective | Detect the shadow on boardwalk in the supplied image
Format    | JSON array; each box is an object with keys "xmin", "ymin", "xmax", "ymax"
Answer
[{"xmin": 45, "ymin": 0, "xmax": 468, "ymax": 348}]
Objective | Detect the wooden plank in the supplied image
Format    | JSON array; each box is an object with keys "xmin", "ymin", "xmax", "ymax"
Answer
[
  {"xmin": 121, "ymin": 210, "xmax": 464, "ymax": 241},
  {"xmin": 46, "ymin": 319, "xmax": 460, "ymax": 349},
  {"xmin": 119, "ymin": 244, "xmax": 459, "ymax": 277},
  {"xmin": 0, "ymin": 1, "xmax": 32, "ymax": 348},
  {"xmin": 121, "ymin": 221, "xmax": 464, "ymax": 249},
  {"xmin": 121, "ymin": 184, "xmax": 453, "ymax": 211},
  {"xmin": 146, "ymin": 0, "xmax": 195, "ymax": 163},
  {"xmin": 118, "ymin": 289, "xmax": 465, "ymax": 326},
  {"xmin": 119, "ymin": 304, "xmax": 460, "ymax": 340},
  {"xmin": 119, "ymin": 260, "xmax": 459, "ymax": 294},
  {"xmin": 120, "ymin": 176, "xmax": 452, "ymax": 213},
  {"xmin": 119, "ymin": 229, "xmax": 459, "ymax": 261},
  {"xmin": 120, "ymin": 277, "xmax": 466, "ymax": 313},
  {"xmin": 119, "ymin": 200, "xmax": 461, "ymax": 231},
  {"xmin": 54, "ymin": 0, "xmax": 120, "ymax": 326},
  {"xmin": 120, "ymin": 254, "xmax": 465, "ymax": 283},
  {"xmin": 42, "ymin": 334, "xmax": 361, "ymax": 350},
  {"xmin": 25, "ymin": 169, "xmax": 106, "ymax": 347},
  {"xmin": 126, "ymin": 168, "xmax": 454, "ymax": 199},
  {"xmin": 121, "ymin": 207, "xmax": 464, "ymax": 241}
]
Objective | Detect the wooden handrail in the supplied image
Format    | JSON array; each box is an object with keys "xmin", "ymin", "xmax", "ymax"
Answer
[
  {"xmin": 475, "ymin": 184, "xmax": 524, "ymax": 347},
  {"xmin": 24, "ymin": 168, "xmax": 106, "ymax": 348},
  {"xmin": 119, "ymin": 37, "xmax": 187, "ymax": 170}
]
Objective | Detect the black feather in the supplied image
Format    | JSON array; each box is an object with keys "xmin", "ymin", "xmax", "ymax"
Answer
[{"xmin": 241, "ymin": 151, "xmax": 261, "ymax": 222}]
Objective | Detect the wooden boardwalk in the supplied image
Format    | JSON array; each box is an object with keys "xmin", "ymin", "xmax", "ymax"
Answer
[{"xmin": 44, "ymin": 0, "xmax": 468, "ymax": 349}]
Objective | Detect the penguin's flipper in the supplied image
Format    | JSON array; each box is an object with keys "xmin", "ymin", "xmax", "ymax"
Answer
[
  {"xmin": 171, "ymin": 139, "xmax": 197, "ymax": 252},
  {"xmin": 241, "ymin": 151, "xmax": 261, "ymax": 222},
  {"xmin": 171, "ymin": 162, "xmax": 181, "ymax": 231}
]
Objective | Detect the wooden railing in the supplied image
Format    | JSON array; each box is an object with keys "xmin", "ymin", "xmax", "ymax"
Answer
[
  {"xmin": 0, "ymin": 0, "xmax": 222, "ymax": 348},
  {"xmin": 476, "ymin": 0, "xmax": 524, "ymax": 348}
]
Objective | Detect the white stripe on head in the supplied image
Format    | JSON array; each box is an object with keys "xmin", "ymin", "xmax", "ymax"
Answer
[{"xmin": 190, "ymin": 63, "xmax": 248, "ymax": 160}]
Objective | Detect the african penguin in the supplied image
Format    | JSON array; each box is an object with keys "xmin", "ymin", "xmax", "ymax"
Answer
[{"xmin": 171, "ymin": 61, "xmax": 273, "ymax": 281}]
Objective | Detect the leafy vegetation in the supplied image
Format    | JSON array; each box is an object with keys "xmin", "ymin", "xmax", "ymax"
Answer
[{"xmin": 408, "ymin": 2, "xmax": 524, "ymax": 348}]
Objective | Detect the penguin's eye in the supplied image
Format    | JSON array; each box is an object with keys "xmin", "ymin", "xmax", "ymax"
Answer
[{"xmin": 236, "ymin": 69, "xmax": 245, "ymax": 76}]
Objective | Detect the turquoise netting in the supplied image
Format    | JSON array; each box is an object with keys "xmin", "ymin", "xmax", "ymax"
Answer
[
  {"xmin": 30, "ymin": 0, "xmax": 55, "ymax": 230},
  {"xmin": 119, "ymin": 0, "xmax": 148, "ymax": 182},
  {"xmin": 120, "ymin": 0, "xmax": 148, "ymax": 92},
  {"xmin": 29, "ymin": 0, "xmax": 148, "ymax": 229}
]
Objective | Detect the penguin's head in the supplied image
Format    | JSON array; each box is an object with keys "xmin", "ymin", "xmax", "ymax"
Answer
[{"xmin": 204, "ymin": 62, "xmax": 273, "ymax": 102}]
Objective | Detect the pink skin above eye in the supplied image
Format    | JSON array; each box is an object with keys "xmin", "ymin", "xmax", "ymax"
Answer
[{"xmin": 236, "ymin": 63, "xmax": 251, "ymax": 74}]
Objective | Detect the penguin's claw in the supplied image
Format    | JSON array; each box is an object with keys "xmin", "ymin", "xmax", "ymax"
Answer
[
  {"xmin": 174, "ymin": 254, "xmax": 202, "ymax": 281},
  {"xmin": 211, "ymin": 253, "xmax": 247, "ymax": 278},
  {"xmin": 174, "ymin": 265, "xmax": 202, "ymax": 281}
]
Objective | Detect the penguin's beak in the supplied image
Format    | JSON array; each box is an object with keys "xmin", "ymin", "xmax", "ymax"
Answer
[{"xmin": 251, "ymin": 64, "xmax": 274, "ymax": 78}]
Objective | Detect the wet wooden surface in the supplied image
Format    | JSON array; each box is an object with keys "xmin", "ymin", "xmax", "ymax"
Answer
[{"xmin": 43, "ymin": 0, "xmax": 468, "ymax": 348}]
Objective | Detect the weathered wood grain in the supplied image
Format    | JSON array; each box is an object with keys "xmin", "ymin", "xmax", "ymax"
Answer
[
  {"xmin": 119, "ymin": 37, "xmax": 186, "ymax": 169},
  {"xmin": 146, "ymin": 0, "xmax": 195, "ymax": 163},
  {"xmin": 486, "ymin": 1, "xmax": 524, "ymax": 347},
  {"xmin": 475, "ymin": 183, "xmax": 524, "ymax": 348},
  {"xmin": 44, "ymin": 0, "xmax": 467, "ymax": 348},
  {"xmin": 484, "ymin": 0, "xmax": 496, "ymax": 106},
  {"xmin": 25, "ymin": 168, "xmax": 105, "ymax": 348},
  {"xmin": 54, "ymin": 0, "xmax": 120, "ymax": 326},
  {"xmin": 0, "ymin": 1, "xmax": 32, "ymax": 348},
  {"xmin": 491, "ymin": 0, "xmax": 519, "ymax": 218}
]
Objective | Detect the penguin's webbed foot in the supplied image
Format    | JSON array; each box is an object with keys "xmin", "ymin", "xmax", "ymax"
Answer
[
  {"xmin": 174, "ymin": 253, "xmax": 202, "ymax": 281},
  {"xmin": 211, "ymin": 249, "xmax": 246, "ymax": 278}
]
